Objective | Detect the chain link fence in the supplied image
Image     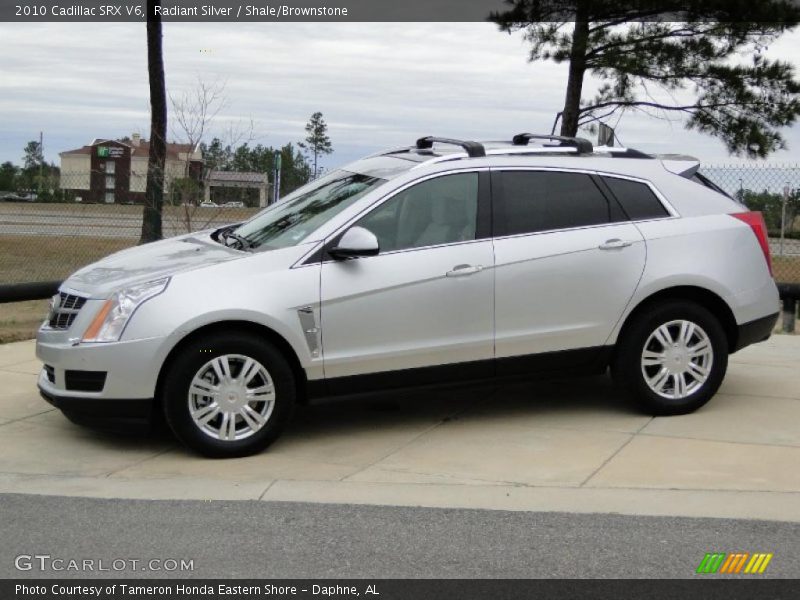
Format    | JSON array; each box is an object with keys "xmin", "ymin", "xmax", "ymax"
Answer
[
  {"xmin": 0, "ymin": 172, "xmax": 264, "ymax": 285},
  {"xmin": 702, "ymin": 163, "xmax": 800, "ymax": 287},
  {"xmin": 1, "ymin": 165, "xmax": 799, "ymax": 288}
]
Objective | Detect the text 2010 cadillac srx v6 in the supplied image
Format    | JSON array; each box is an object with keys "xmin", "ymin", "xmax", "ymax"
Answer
[{"xmin": 37, "ymin": 134, "xmax": 779, "ymax": 457}]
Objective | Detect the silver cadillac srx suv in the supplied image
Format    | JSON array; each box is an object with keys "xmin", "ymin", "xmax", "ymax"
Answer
[{"xmin": 36, "ymin": 134, "xmax": 780, "ymax": 457}]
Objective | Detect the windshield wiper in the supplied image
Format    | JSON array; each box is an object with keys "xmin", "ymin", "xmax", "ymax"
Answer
[{"xmin": 219, "ymin": 228, "xmax": 254, "ymax": 251}]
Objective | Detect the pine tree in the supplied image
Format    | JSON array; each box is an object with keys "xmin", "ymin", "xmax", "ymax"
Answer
[
  {"xmin": 490, "ymin": 0, "xmax": 800, "ymax": 157},
  {"xmin": 298, "ymin": 112, "xmax": 333, "ymax": 178},
  {"xmin": 140, "ymin": 0, "xmax": 167, "ymax": 243}
]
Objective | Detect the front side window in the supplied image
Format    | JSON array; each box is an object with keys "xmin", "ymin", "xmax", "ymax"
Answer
[
  {"xmin": 356, "ymin": 172, "xmax": 479, "ymax": 253},
  {"xmin": 234, "ymin": 170, "xmax": 386, "ymax": 250},
  {"xmin": 495, "ymin": 171, "xmax": 615, "ymax": 236}
]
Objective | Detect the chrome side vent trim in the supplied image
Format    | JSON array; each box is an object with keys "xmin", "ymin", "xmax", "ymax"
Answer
[{"xmin": 297, "ymin": 306, "xmax": 321, "ymax": 358}]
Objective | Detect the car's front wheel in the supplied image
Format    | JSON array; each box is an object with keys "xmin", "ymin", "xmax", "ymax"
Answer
[
  {"xmin": 612, "ymin": 301, "xmax": 728, "ymax": 415},
  {"xmin": 162, "ymin": 331, "xmax": 295, "ymax": 457}
]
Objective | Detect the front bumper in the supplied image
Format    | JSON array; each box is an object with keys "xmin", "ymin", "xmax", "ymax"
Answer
[
  {"xmin": 36, "ymin": 333, "xmax": 166, "ymax": 399},
  {"xmin": 36, "ymin": 329, "xmax": 167, "ymax": 432},
  {"xmin": 39, "ymin": 387, "xmax": 154, "ymax": 433}
]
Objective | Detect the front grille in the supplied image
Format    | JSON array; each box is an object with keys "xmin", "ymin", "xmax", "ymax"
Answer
[
  {"xmin": 48, "ymin": 292, "xmax": 87, "ymax": 330},
  {"xmin": 44, "ymin": 364, "xmax": 55, "ymax": 384},
  {"xmin": 65, "ymin": 370, "xmax": 107, "ymax": 392}
]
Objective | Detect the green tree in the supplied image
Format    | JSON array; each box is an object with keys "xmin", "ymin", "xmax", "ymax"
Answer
[
  {"xmin": 230, "ymin": 143, "xmax": 255, "ymax": 172},
  {"xmin": 22, "ymin": 141, "xmax": 44, "ymax": 171},
  {"xmin": 200, "ymin": 137, "xmax": 233, "ymax": 173},
  {"xmin": 199, "ymin": 138, "xmax": 312, "ymax": 203},
  {"xmin": 222, "ymin": 141, "xmax": 311, "ymax": 196},
  {"xmin": 742, "ymin": 189, "xmax": 800, "ymax": 235},
  {"xmin": 278, "ymin": 143, "xmax": 312, "ymax": 195},
  {"xmin": 0, "ymin": 161, "xmax": 18, "ymax": 191},
  {"xmin": 18, "ymin": 142, "xmax": 45, "ymax": 193},
  {"xmin": 298, "ymin": 112, "xmax": 333, "ymax": 178},
  {"xmin": 30, "ymin": 163, "xmax": 64, "ymax": 203},
  {"xmin": 490, "ymin": 1, "xmax": 800, "ymax": 157}
]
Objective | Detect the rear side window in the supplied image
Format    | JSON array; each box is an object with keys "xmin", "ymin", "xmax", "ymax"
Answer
[
  {"xmin": 602, "ymin": 176, "xmax": 669, "ymax": 220},
  {"xmin": 691, "ymin": 172, "xmax": 740, "ymax": 203},
  {"xmin": 494, "ymin": 171, "xmax": 615, "ymax": 236}
]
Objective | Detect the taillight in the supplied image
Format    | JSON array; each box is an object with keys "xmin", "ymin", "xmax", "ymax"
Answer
[{"xmin": 731, "ymin": 211, "xmax": 773, "ymax": 276}]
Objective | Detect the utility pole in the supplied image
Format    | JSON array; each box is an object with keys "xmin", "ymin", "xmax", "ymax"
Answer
[
  {"xmin": 39, "ymin": 131, "xmax": 44, "ymax": 198},
  {"xmin": 272, "ymin": 150, "xmax": 282, "ymax": 204},
  {"xmin": 781, "ymin": 183, "xmax": 789, "ymax": 256}
]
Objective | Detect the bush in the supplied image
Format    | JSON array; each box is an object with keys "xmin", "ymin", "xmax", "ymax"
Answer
[{"xmin": 741, "ymin": 189, "xmax": 800, "ymax": 235}]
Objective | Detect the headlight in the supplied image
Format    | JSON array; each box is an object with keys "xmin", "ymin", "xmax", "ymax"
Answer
[{"xmin": 82, "ymin": 278, "xmax": 169, "ymax": 343}]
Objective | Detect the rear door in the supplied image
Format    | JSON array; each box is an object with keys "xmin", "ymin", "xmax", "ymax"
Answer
[{"xmin": 491, "ymin": 169, "xmax": 646, "ymax": 375}]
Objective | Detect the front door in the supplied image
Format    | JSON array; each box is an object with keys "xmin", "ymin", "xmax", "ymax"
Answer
[{"xmin": 320, "ymin": 171, "xmax": 494, "ymax": 393}]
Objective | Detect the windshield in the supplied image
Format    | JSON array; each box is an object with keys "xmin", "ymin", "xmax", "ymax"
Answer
[{"xmin": 232, "ymin": 170, "xmax": 386, "ymax": 250}]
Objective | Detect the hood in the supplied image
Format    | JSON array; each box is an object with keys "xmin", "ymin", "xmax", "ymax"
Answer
[{"xmin": 63, "ymin": 233, "xmax": 245, "ymax": 297}]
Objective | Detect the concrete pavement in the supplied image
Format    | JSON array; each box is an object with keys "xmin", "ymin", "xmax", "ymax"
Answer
[{"xmin": 1, "ymin": 335, "xmax": 799, "ymax": 521}]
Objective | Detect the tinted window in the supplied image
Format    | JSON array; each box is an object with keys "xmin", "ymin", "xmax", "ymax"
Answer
[
  {"xmin": 603, "ymin": 176, "xmax": 669, "ymax": 220},
  {"xmin": 356, "ymin": 173, "xmax": 478, "ymax": 252},
  {"xmin": 496, "ymin": 171, "xmax": 612, "ymax": 236}
]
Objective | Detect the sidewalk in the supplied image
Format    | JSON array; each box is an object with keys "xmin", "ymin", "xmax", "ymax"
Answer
[{"xmin": 1, "ymin": 335, "xmax": 799, "ymax": 521}]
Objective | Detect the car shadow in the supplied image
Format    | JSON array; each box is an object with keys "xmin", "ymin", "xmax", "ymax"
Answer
[
  {"xmin": 54, "ymin": 373, "xmax": 642, "ymax": 450},
  {"xmin": 287, "ymin": 374, "xmax": 640, "ymax": 438}
]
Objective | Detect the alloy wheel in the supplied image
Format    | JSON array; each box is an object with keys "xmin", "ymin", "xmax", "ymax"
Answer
[
  {"xmin": 640, "ymin": 319, "xmax": 714, "ymax": 400},
  {"xmin": 187, "ymin": 354, "xmax": 276, "ymax": 441}
]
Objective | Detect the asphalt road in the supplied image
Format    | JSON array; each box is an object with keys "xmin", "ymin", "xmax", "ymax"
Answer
[{"xmin": 1, "ymin": 494, "xmax": 798, "ymax": 579}]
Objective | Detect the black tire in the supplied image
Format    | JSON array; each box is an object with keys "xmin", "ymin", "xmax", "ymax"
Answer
[
  {"xmin": 162, "ymin": 331, "xmax": 296, "ymax": 458},
  {"xmin": 611, "ymin": 300, "xmax": 728, "ymax": 415}
]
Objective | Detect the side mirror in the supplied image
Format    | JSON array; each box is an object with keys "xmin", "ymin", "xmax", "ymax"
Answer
[{"xmin": 329, "ymin": 226, "xmax": 380, "ymax": 260}]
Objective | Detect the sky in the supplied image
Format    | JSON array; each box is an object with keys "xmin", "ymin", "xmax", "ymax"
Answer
[{"xmin": 2, "ymin": 22, "xmax": 800, "ymax": 171}]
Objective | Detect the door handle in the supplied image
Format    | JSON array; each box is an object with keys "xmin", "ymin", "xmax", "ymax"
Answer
[
  {"xmin": 446, "ymin": 264, "xmax": 484, "ymax": 277},
  {"xmin": 598, "ymin": 239, "xmax": 633, "ymax": 250}
]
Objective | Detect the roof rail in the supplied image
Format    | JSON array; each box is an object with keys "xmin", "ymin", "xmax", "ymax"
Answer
[
  {"xmin": 512, "ymin": 133, "xmax": 593, "ymax": 154},
  {"xmin": 416, "ymin": 136, "xmax": 486, "ymax": 158}
]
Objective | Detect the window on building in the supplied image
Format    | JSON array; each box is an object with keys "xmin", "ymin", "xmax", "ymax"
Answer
[
  {"xmin": 106, "ymin": 176, "xmax": 115, "ymax": 190},
  {"xmin": 355, "ymin": 172, "xmax": 479, "ymax": 252},
  {"xmin": 105, "ymin": 161, "xmax": 115, "ymax": 174},
  {"xmin": 602, "ymin": 176, "xmax": 669, "ymax": 220},
  {"xmin": 105, "ymin": 192, "xmax": 115, "ymax": 204},
  {"xmin": 495, "ymin": 171, "xmax": 613, "ymax": 236}
]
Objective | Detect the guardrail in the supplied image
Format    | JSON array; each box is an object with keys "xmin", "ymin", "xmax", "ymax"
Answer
[{"xmin": 0, "ymin": 281, "xmax": 60, "ymax": 304}]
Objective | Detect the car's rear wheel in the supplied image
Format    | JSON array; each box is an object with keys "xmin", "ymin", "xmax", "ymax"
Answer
[
  {"xmin": 612, "ymin": 301, "xmax": 728, "ymax": 415},
  {"xmin": 162, "ymin": 331, "xmax": 295, "ymax": 457}
]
